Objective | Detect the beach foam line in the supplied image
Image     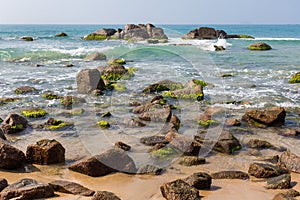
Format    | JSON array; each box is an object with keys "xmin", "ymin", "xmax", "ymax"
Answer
[{"xmin": 254, "ymin": 37, "xmax": 300, "ymax": 41}]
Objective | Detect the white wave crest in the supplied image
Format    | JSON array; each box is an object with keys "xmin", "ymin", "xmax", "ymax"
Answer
[{"xmin": 48, "ymin": 46, "xmax": 115, "ymax": 56}]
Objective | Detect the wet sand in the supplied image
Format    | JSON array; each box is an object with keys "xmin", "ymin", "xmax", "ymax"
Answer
[{"xmin": 1, "ymin": 154, "xmax": 299, "ymax": 200}]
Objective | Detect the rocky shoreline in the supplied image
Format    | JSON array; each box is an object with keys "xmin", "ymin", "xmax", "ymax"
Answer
[{"xmin": 0, "ymin": 24, "xmax": 300, "ymax": 199}]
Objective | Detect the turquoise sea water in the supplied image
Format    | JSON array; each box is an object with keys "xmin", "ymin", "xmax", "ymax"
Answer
[{"xmin": 0, "ymin": 24, "xmax": 299, "ymax": 163}]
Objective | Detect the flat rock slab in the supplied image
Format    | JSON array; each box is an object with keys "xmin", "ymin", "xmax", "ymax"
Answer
[
  {"xmin": 0, "ymin": 178, "xmax": 54, "ymax": 200},
  {"xmin": 248, "ymin": 162, "xmax": 288, "ymax": 178},
  {"xmin": 92, "ymin": 191, "xmax": 122, "ymax": 200},
  {"xmin": 265, "ymin": 174, "xmax": 291, "ymax": 189},
  {"xmin": 49, "ymin": 180, "xmax": 95, "ymax": 196},
  {"xmin": 211, "ymin": 171, "xmax": 249, "ymax": 179}
]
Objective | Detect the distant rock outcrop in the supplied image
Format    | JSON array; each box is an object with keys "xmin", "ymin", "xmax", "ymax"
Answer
[{"xmin": 84, "ymin": 23, "xmax": 168, "ymax": 42}]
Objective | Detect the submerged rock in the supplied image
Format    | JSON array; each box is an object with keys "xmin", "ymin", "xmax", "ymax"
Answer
[
  {"xmin": 61, "ymin": 96, "xmax": 86, "ymax": 107},
  {"xmin": 68, "ymin": 148, "xmax": 137, "ymax": 177},
  {"xmin": 140, "ymin": 135, "xmax": 169, "ymax": 146},
  {"xmin": 0, "ymin": 178, "xmax": 54, "ymax": 200},
  {"xmin": 84, "ymin": 52, "xmax": 107, "ymax": 61},
  {"xmin": 242, "ymin": 106, "xmax": 286, "ymax": 127},
  {"xmin": 114, "ymin": 141, "xmax": 131, "ymax": 151},
  {"xmin": 14, "ymin": 86, "xmax": 37, "ymax": 94},
  {"xmin": 49, "ymin": 180, "xmax": 95, "ymax": 196},
  {"xmin": 137, "ymin": 164, "xmax": 163, "ymax": 175},
  {"xmin": 1, "ymin": 114, "xmax": 28, "ymax": 134},
  {"xmin": 0, "ymin": 141, "xmax": 26, "ymax": 169},
  {"xmin": 160, "ymin": 179, "xmax": 201, "ymax": 200},
  {"xmin": 76, "ymin": 69, "xmax": 105, "ymax": 94},
  {"xmin": 55, "ymin": 32, "xmax": 68, "ymax": 37},
  {"xmin": 92, "ymin": 191, "xmax": 122, "ymax": 200},
  {"xmin": 248, "ymin": 42, "xmax": 272, "ymax": 50},
  {"xmin": 246, "ymin": 139, "xmax": 273, "ymax": 149},
  {"xmin": 278, "ymin": 151, "xmax": 300, "ymax": 173},
  {"xmin": 26, "ymin": 139, "xmax": 65, "ymax": 165}
]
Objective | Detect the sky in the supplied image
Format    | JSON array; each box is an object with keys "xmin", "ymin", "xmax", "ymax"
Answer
[{"xmin": 0, "ymin": 0, "xmax": 299, "ymax": 24}]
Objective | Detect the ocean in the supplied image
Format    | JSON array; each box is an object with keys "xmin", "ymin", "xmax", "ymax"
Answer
[{"xmin": 0, "ymin": 24, "xmax": 299, "ymax": 167}]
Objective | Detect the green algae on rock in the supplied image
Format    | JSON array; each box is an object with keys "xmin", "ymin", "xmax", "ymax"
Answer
[
  {"xmin": 83, "ymin": 33, "xmax": 107, "ymax": 40},
  {"xmin": 107, "ymin": 58, "xmax": 126, "ymax": 65},
  {"xmin": 288, "ymin": 72, "xmax": 300, "ymax": 83},
  {"xmin": 44, "ymin": 118, "xmax": 70, "ymax": 130},
  {"xmin": 247, "ymin": 42, "xmax": 272, "ymax": 50},
  {"xmin": 97, "ymin": 120, "xmax": 110, "ymax": 128},
  {"xmin": 150, "ymin": 147, "xmax": 177, "ymax": 160},
  {"xmin": 21, "ymin": 108, "xmax": 48, "ymax": 118},
  {"xmin": 42, "ymin": 93, "xmax": 62, "ymax": 100}
]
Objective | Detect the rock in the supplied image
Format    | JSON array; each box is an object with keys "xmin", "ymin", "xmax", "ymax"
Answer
[
  {"xmin": 84, "ymin": 52, "xmax": 107, "ymax": 61},
  {"xmin": 182, "ymin": 27, "xmax": 226, "ymax": 40},
  {"xmin": 84, "ymin": 28, "xmax": 117, "ymax": 40},
  {"xmin": 178, "ymin": 156, "xmax": 205, "ymax": 166},
  {"xmin": 61, "ymin": 96, "xmax": 86, "ymax": 107},
  {"xmin": 213, "ymin": 130, "xmax": 241, "ymax": 154},
  {"xmin": 273, "ymin": 193, "xmax": 295, "ymax": 200},
  {"xmin": 214, "ymin": 45, "xmax": 225, "ymax": 51},
  {"xmin": 285, "ymin": 189, "xmax": 300, "ymax": 198},
  {"xmin": 68, "ymin": 148, "xmax": 137, "ymax": 177},
  {"xmin": 160, "ymin": 179, "xmax": 201, "ymax": 200},
  {"xmin": 43, "ymin": 118, "xmax": 71, "ymax": 130},
  {"xmin": 0, "ymin": 178, "xmax": 54, "ymax": 200},
  {"xmin": 211, "ymin": 171, "xmax": 249, "ymax": 179},
  {"xmin": 140, "ymin": 135, "xmax": 169, "ymax": 146},
  {"xmin": 225, "ymin": 118, "xmax": 241, "ymax": 126},
  {"xmin": 183, "ymin": 172, "xmax": 211, "ymax": 190},
  {"xmin": 0, "ymin": 179, "xmax": 8, "ymax": 192},
  {"xmin": 100, "ymin": 65, "xmax": 128, "ymax": 81},
  {"xmin": 242, "ymin": 106, "xmax": 286, "ymax": 127},
  {"xmin": 143, "ymin": 80, "xmax": 183, "ymax": 93},
  {"xmin": 123, "ymin": 23, "xmax": 167, "ymax": 41},
  {"xmin": 246, "ymin": 139, "xmax": 273, "ymax": 149},
  {"xmin": 278, "ymin": 151, "xmax": 300, "ymax": 173},
  {"xmin": 248, "ymin": 42, "xmax": 272, "ymax": 50},
  {"xmin": 92, "ymin": 191, "xmax": 121, "ymax": 200},
  {"xmin": 265, "ymin": 174, "xmax": 291, "ymax": 189},
  {"xmin": 137, "ymin": 164, "xmax": 163, "ymax": 175},
  {"xmin": 281, "ymin": 129, "xmax": 300, "ymax": 137},
  {"xmin": 14, "ymin": 86, "xmax": 37, "ymax": 94},
  {"xmin": 49, "ymin": 180, "xmax": 95, "ymax": 196},
  {"xmin": 0, "ymin": 141, "xmax": 26, "ymax": 170},
  {"xmin": 139, "ymin": 105, "xmax": 171, "ymax": 122},
  {"xmin": 0, "ymin": 129, "xmax": 6, "ymax": 140},
  {"xmin": 125, "ymin": 118, "xmax": 146, "ymax": 127},
  {"xmin": 1, "ymin": 114, "xmax": 28, "ymax": 134},
  {"xmin": 26, "ymin": 139, "xmax": 65, "ymax": 165},
  {"xmin": 42, "ymin": 93, "xmax": 61, "ymax": 100},
  {"xmin": 133, "ymin": 102, "xmax": 160, "ymax": 114},
  {"xmin": 114, "ymin": 141, "xmax": 131, "ymax": 151},
  {"xmin": 55, "ymin": 32, "xmax": 68, "ymax": 37},
  {"xmin": 21, "ymin": 36, "xmax": 33, "ymax": 41},
  {"xmin": 21, "ymin": 108, "xmax": 48, "ymax": 118},
  {"xmin": 248, "ymin": 162, "xmax": 287, "ymax": 178},
  {"xmin": 288, "ymin": 72, "xmax": 300, "ymax": 84},
  {"xmin": 76, "ymin": 69, "xmax": 105, "ymax": 94},
  {"xmin": 166, "ymin": 132, "xmax": 200, "ymax": 156},
  {"xmin": 227, "ymin": 34, "xmax": 255, "ymax": 39}
]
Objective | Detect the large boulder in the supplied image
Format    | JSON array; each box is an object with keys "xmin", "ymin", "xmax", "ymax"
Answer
[
  {"xmin": 49, "ymin": 180, "xmax": 95, "ymax": 196},
  {"xmin": 76, "ymin": 69, "xmax": 105, "ymax": 94},
  {"xmin": 182, "ymin": 27, "xmax": 227, "ymax": 40},
  {"xmin": 0, "ymin": 178, "xmax": 54, "ymax": 200},
  {"xmin": 123, "ymin": 23, "xmax": 167, "ymax": 41},
  {"xmin": 248, "ymin": 42, "xmax": 272, "ymax": 50},
  {"xmin": 26, "ymin": 139, "xmax": 65, "ymax": 165},
  {"xmin": 1, "ymin": 114, "xmax": 28, "ymax": 134},
  {"xmin": 84, "ymin": 28, "xmax": 117, "ymax": 40},
  {"xmin": 242, "ymin": 106, "xmax": 286, "ymax": 127},
  {"xmin": 68, "ymin": 148, "xmax": 137, "ymax": 177},
  {"xmin": 160, "ymin": 179, "xmax": 201, "ymax": 200},
  {"xmin": 278, "ymin": 151, "xmax": 300, "ymax": 173},
  {"xmin": 0, "ymin": 141, "xmax": 26, "ymax": 170}
]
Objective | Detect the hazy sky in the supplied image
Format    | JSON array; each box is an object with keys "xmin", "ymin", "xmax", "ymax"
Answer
[{"xmin": 0, "ymin": 0, "xmax": 299, "ymax": 24}]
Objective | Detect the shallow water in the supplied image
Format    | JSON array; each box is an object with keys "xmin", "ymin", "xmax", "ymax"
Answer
[{"xmin": 0, "ymin": 24, "xmax": 300, "ymax": 199}]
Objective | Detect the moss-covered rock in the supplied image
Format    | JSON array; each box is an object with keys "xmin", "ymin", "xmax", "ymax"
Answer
[
  {"xmin": 143, "ymin": 80, "xmax": 183, "ymax": 93},
  {"xmin": 44, "ymin": 118, "xmax": 70, "ymax": 130},
  {"xmin": 97, "ymin": 120, "xmax": 110, "ymax": 128},
  {"xmin": 42, "ymin": 93, "xmax": 62, "ymax": 100},
  {"xmin": 107, "ymin": 58, "xmax": 126, "ymax": 65},
  {"xmin": 150, "ymin": 147, "xmax": 177, "ymax": 160},
  {"xmin": 99, "ymin": 112, "xmax": 112, "ymax": 118},
  {"xmin": 227, "ymin": 34, "xmax": 255, "ymax": 39},
  {"xmin": 111, "ymin": 83, "xmax": 127, "ymax": 91},
  {"xmin": 61, "ymin": 96, "xmax": 86, "ymax": 107},
  {"xmin": 198, "ymin": 119, "xmax": 219, "ymax": 127},
  {"xmin": 15, "ymin": 86, "xmax": 37, "ymax": 94},
  {"xmin": 288, "ymin": 72, "xmax": 300, "ymax": 83},
  {"xmin": 248, "ymin": 42, "xmax": 272, "ymax": 51},
  {"xmin": 21, "ymin": 108, "xmax": 48, "ymax": 118},
  {"xmin": 83, "ymin": 33, "xmax": 107, "ymax": 40}
]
